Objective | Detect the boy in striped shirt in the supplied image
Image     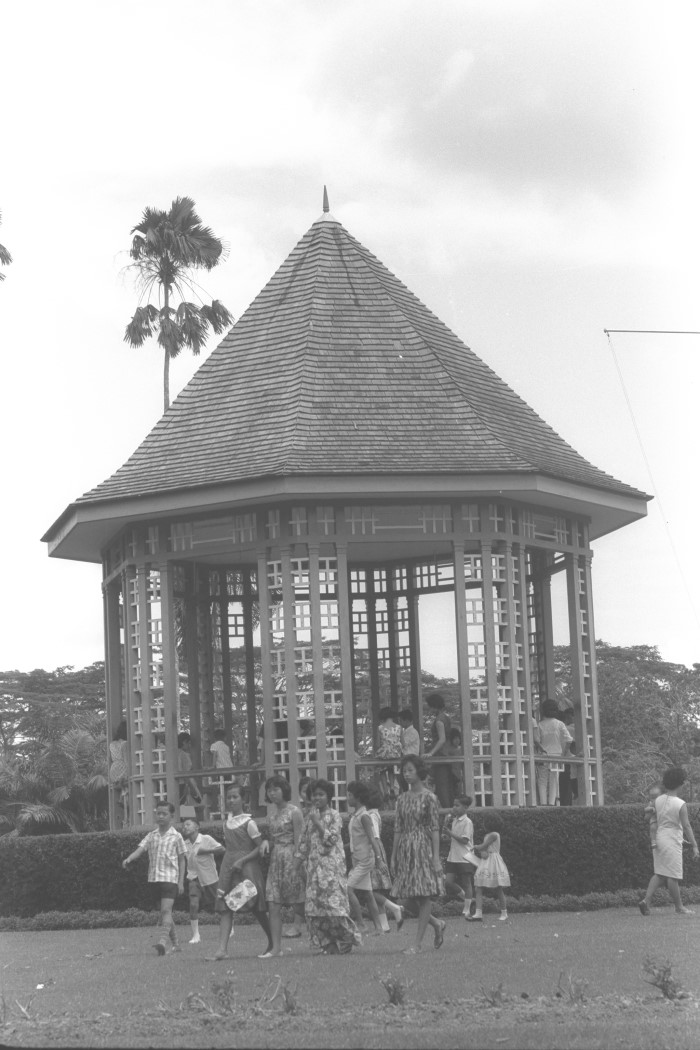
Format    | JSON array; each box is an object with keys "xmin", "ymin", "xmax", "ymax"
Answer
[{"xmin": 123, "ymin": 801, "xmax": 187, "ymax": 955}]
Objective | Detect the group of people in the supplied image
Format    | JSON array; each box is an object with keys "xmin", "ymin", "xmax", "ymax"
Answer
[
  {"xmin": 121, "ymin": 752, "xmax": 514, "ymax": 958},
  {"xmin": 120, "ymin": 751, "xmax": 699, "ymax": 961}
]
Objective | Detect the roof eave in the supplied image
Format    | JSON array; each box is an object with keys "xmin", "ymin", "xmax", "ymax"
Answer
[{"xmin": 43, "ymin": 472, "xmax": 650, "ymax": 564}]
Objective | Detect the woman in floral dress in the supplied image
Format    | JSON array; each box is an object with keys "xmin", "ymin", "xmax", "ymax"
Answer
[
  {"xmin": 260, "ymin": 775, "xmax": 304, "ymax": 957},
  {"xmin": 391, "ymin": 755, "xmax": 446, "ymax": 954},
  {"xmin": 295, "ymin": 779, "xmax": 362, "ymax": 954}
]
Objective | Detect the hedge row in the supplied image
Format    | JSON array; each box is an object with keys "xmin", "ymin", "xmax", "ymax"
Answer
[{"xmin": 1, "ymin": 805, "xmax": 698, "ymax": 917}]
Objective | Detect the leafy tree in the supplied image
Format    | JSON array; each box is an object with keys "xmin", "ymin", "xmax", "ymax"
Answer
[
  {"xmin": 124, "ymin": 196, "xmax": 233, "ymax": 411},
  {"xmin": 0, "ymin": 209, "xmax": 11, "ymax": 281},
  {"xmin": 0, "ymin": 663, "xmax": 106, "ymax": 762},
  {"xmin": 554, "ymin": 642, "xmax": 700, "ymax": 803},
  {"xmin": 0, "ymin": 664, "xmax": 108, "ymax": 835}
]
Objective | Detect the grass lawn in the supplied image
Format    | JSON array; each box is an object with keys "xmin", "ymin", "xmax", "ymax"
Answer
[{"xmin": 1, "ymin": 907, "xmax": 699, "ymax": 1048}]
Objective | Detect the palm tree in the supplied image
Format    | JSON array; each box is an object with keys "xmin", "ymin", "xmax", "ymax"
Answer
[
  {"xmin": 0, "ymin": 716, "xmax": 109, "ymax": 836},
  {"xmin": 0, "ymin": 210, "xmax": 11, "ymax": 281},
  {"xmin": 124, "ymin": 196, "xmax": 233, "ymax": 411}
]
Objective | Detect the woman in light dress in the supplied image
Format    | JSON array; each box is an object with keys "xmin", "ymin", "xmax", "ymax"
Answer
[
  {"xmin": 390, "ymin": 755, "xmax": 446, "ymax": 954},
  {"xmin": 535, "ymin": 699, "xmax": 573, "ymax": 806},
  {"xmin": 639, "ymin": 766, "xmax": 699, "ymax": 916}
]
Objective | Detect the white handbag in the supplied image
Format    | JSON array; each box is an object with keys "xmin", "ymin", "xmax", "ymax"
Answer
[{"xmin": 224, "ymin": 879, "xmax": 258, "ymax": 911}]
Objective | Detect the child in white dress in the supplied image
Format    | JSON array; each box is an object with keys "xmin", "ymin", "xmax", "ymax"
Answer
[{"xmin": 465, "ymin": 813, "xmax": 511, "ymax": 922}]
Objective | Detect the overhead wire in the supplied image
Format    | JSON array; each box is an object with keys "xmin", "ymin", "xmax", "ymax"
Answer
[{"xmin": 604, "ymin": 330, "xmax": 700, "ymax": 637}]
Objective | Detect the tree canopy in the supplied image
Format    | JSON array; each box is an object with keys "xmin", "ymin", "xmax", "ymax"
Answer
[
  {"xmin": 0, "ymin": 664, "xmax": 108, "ymax": 835},
  {"xmin": 554, "ymin": 642, "xmax": 700, "ymax": 802}
]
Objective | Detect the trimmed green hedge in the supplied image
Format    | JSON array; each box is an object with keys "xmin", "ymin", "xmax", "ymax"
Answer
[{"xmin": 1, "ymin": 805, "xmax": 698, "ymax": 917}]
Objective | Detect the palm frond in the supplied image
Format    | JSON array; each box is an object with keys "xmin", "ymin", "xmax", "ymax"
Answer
[
  {"xmin": 15, "ymin": 802, "xmax": 79, "ymax": 834},
  {"xmin": 124, "ymin": 304, "xmax": 160, "ymax": 347},
  {"xmin": 200, "ymin": 300, "xmax": 234, "ymax": 333},
  {"xmin": 157, "ymin": 314, "xmax": 184, "ymax": 358}
]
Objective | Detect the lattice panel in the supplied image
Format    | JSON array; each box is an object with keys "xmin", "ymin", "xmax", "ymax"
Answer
[
  {"xmin": 266, "ymin": 510, "xmax": 281, "ymax": 539},
  {"xmin": 462, "ymin": 503, "xmax": 480, "ymax": 532},
  {"xmin": 489, "ymin": 504, "xmax": 506, "ymax": 532},
  {"xmin": 473, "ymin": 762, "xmax": 493, "ymax": 806},
  {"xmin": 501, "ymin": 762, "xmax": 517, "ymax": 804},
  {"xmin": 472, "ymin": 730, "xmax": 490, "ymax": 757},
  {"xmin": 290, "ymin": 507, "xmax": 308, "ymax": 537},
  {"xmin": 419, "ymin": 505, "xmax": 452, "ymax": 533},
  {"xmin": 499, "ymin": 730, "xmax": 515, "ymax": 756},
  {"xmin": 317, "ymin": 506, "xmax": 335, "ymax": 535}
]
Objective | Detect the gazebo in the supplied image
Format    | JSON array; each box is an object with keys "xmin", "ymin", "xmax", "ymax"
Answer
[{"xmin": 43, "ymin": 194, "xmax": 649, "ymax": 827}]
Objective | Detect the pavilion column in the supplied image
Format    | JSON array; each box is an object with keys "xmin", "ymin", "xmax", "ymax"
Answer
[
  {"xmin": 257, "ymin": 547, "xmax": 276, "ymax": 788},
  {"xmin": 366, "ymin": 590, "xmax": 381, "ymax": 737},
  {"xmin": 481, "ymin": 540, "xmax": 503, "ymax": 805},
  {"xmin": 159, "ymin": 560, "xmax": 180, "ymax": 812},
  {"xmin": 567, "ymin": 546, "xmax": 603, "ymax": 805},
  {"xmin": 307, "ymin": 538, "xmax": 328, "ymax": 777},
  {"xmin": 243, "ymin": 572, "xmax": 258, "ymax": 766},
  {"xmin": 516, "ymin": 544, "xmax": 538, "ymax": 804},
  {"xmin": 335, "ymin": 535, "xmax": 357, "ymax": 793},
  {"xmin": 502, "ymin": 540, "xmax": 525, "ymax": 805},
  {"xmin": 103, "ymin": 576, "xmax": 123, "ymax": 830},
  {"xmin": 184, "ymin": 565, "xmax": 202, "ymax": 761},
  {"xmin": 452, "ymin": 539, "xmax": 474, "ymax": 796},
  {"xmin": 280, "ymin": 545, "xmax": 300, "ymax": 788},
  {"xmin": 386, "ymin": 572, "xmax": 399, "ymax": 706},
  {"xmin": 406, "ymin": 572, "xmax": 422, "ymax": 726},
  {"xmin": 530, "ymin": 551, "xmax": 556, "ymax": 704}
]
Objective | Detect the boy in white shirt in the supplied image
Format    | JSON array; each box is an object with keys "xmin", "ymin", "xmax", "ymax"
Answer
[
  {"xmin": 398, "ymin": 708, "xmax": 421, "ymax": 756},
  {"xmin": 182, "ymin": 817, "xmax": 225, "ymax": 943},
  {"xmin": 210, "ymin": 728, "xmax": 233, "ymax": 769},
  {"xmin": 444, "ymin": 795, "xmax": 479, "ymax": 918}
]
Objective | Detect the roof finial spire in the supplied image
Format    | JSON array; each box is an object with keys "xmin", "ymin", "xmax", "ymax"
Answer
[{"xmin": 322, "ymin": 185, "xmax": 329, "ymax": 213}]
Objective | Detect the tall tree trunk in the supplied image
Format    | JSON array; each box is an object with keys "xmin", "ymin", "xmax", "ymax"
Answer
[{"xmin": 163, "ymin": 284, "xmax": 170, "ymax": 412}]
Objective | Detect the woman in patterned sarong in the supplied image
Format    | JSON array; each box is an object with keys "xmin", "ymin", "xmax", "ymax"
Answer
[{"xmin": 295, "ymin": 779, "xmax": 362, "ymax": 955}]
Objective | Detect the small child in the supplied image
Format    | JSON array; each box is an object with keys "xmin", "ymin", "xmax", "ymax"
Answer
[
  {"xmin": 366, "ymin": 784, "xmax": 404, "ymax": 931},
  {"xmin": 122, "ymin": 801, "xmax": 187, "ymax": 955},
  {"xmin": 444, "ymin": 795, "xmax": 479, "ymax": 918},
  {"xmin": 346, "ymin": 781, "xmax": 385, "ymax": 934},
  {"xmin": 644, "ymin": 784, "xmax": 662, "ymax": 849},
  {"xmin": 182, "ymin": 817, "xmax": 225, "ymax": 944},
  {"xmin": 465, "ymin": 812, "xmax": 511, "ymax": 923},
  {"xmin": 282, "ymin": 777, "xmax": 313, "ymax": 940},
  {"xmin": 207, "ymin": 785, "xmax": 273, "ymax": 961}
]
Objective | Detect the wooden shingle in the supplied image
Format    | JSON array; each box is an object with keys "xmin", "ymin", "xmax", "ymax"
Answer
[{"xmin": 77, "ymin": 211, "xmax": 646, "ymax": 505}]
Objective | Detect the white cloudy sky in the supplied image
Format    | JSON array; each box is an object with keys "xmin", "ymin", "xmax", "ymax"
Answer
[{"xmin": 1, "ymin": 0, "xmax": 699, "ymax": 675}]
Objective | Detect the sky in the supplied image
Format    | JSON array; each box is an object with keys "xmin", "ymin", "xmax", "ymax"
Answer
[{"xmin": 1, "ymin": 0, "xmax": 699, "ymax": 676}]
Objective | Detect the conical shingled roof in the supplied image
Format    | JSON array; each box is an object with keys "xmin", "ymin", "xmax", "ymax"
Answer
[{"xmin": 77, "ymin": 210, "xmax": 646, "ymax": 506}]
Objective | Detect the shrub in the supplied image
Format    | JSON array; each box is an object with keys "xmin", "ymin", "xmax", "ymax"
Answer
[{"xmin": 0, "ymin": 805, "xmax": 697, "ymax": 916}]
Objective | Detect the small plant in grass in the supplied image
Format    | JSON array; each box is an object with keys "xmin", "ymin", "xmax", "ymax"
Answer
[
  {"xmin": 260, "ymin": 975, "xmax": 299, "ymax": 1015},
  {"xmin": 377, "ymin": 973, "xmax": 411, "ymax": 1006},
  {"xmin": 211, "ymin": 971, "xmax": 238, "ymax": 1013},
  {"xmin": 480, "ymin": 982, "xmax": 506, "ymax": 1006},
  {"xmin": 556, "ymin": 971, "xmax": 588, "ymax": 1004},
  {"xmin": 643, "ymin": 956, "xmax": 688, "ymax": 1001}
]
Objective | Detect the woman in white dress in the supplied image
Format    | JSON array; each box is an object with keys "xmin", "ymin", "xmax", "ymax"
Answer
[
  {"xmin": 535, "ymin": 699, "xmax": 573, "ymax": 806},
  {"xmin": 639, "ymin": 767, "xmax": 699, "ymax": 916}
]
